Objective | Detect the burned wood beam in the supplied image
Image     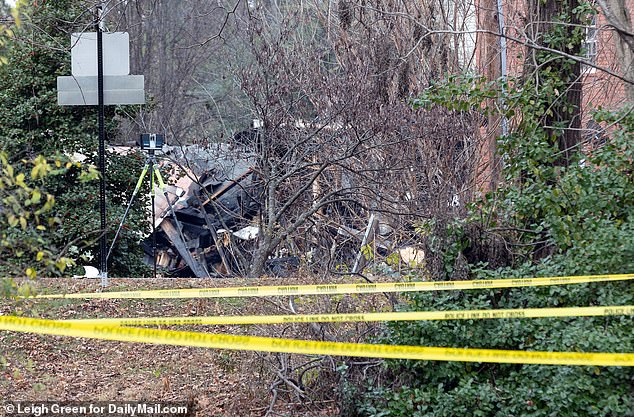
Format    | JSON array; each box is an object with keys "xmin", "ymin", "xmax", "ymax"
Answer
[
  {"xmin": 160, "ymin": 219, "xmax": 208, "ymax": 277},
  {"xmin": 200, "ymin": 167, "xmax": 254, "ymax": 207},
  {"xmin": 351, "ymin": 213, "xmax": 379, "ymax": 274}
]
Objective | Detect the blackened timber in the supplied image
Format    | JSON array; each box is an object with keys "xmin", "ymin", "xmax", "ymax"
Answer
[{"xmin": 160, "ymin": 220, "xmax": 208, "ymax": 278}]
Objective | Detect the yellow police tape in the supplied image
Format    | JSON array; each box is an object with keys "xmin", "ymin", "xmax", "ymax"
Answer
[
  {"xmin": 66, "ymin": 305, "xmax": 634, "ymax": 326},
  {"xmin": 33, "ymin": 273, "xmax": 634, "ymax": 300},
  {"xmin": 0, "ymin": 316, "xmax": 632, "ymax": 366}
]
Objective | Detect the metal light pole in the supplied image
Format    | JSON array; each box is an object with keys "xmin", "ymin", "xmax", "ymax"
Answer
[{"xmin": 96, "ymin": 4, "xmax": 108, "ymax": 286}]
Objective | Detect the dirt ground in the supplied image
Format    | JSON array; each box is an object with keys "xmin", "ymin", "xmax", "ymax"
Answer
[{"xmin": 1, "ymin": 276, "xmax": 397, "ymax": 416}]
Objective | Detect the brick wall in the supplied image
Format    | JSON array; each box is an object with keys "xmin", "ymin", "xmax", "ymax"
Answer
[
  {"xmin": 474, "ymin": 0, "xmax": 633, "ymax": 189},
  {"xmin": 582, "ymin": 1, "xmax": 633, "ymax": 118}
]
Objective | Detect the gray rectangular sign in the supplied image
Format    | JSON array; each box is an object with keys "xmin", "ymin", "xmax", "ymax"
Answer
[
  {"xmin": 71, "ymin": 32, "xmax": 130, "ymax": 77},
  {"xmin": 57, "ymin": 75, "xmax": 145, "ymax": 105}
]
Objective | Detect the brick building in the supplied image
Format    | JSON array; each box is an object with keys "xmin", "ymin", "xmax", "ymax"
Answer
[
  {"xmin": 580, "ymin": 1, "xmax": 633, "ymax": 118},
  {"xmin": 474, "ymin": 0, "xmax": 633, "ymax": 188}
]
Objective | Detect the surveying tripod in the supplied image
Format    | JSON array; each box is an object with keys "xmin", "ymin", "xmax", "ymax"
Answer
[{"xmin": 107, "ymin": 144, "xmax": 204, "ymax": 279}]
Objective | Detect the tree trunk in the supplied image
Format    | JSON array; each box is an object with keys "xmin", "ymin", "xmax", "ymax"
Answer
[
  {"xmin": 249, "ymin": 242, "xmax": 270, "ymax": 278},
  {"xmin": 477, "ymin": 0, "xmax": 502, "ymax": 189},
  {"xmin": 249, "ymin": 233, "xmax": 282, "ymax": 277},
  {"xmin": 527, "ymin": 0, "xmax": 582, "ymax": 167}
]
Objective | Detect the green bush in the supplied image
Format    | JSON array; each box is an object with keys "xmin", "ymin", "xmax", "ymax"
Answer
[
  {"xmin": 357, "ymin": 273, "xmax": 633, "ymax": 416},
  {"xmin": 0, "ymin": 1, "xmax": 150, "ymax": 277},
  {"xmin": 355, "ymin": 217, "xmax": 633, "ymax": 416},
  {"xmin": 354, "ymin": 95, "xmax": 633, "ymax": 417},
  {"xmin": 0, "ymin": 153, "xmax": 97, "ymax": 297}
]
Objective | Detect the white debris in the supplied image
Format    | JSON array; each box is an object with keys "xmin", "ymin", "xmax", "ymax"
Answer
[{"xmin": 233, "ymin": 225, "xmax": 259, "ymax": 240}]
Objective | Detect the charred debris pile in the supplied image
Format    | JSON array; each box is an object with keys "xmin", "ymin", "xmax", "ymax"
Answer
[
  {"xmin": 141, "ymin": 141, "xmax": 422, "ymax": 278},
  {"xmin": 143, "ymin": 143, "xmax": 262, "ymax": 277}
]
